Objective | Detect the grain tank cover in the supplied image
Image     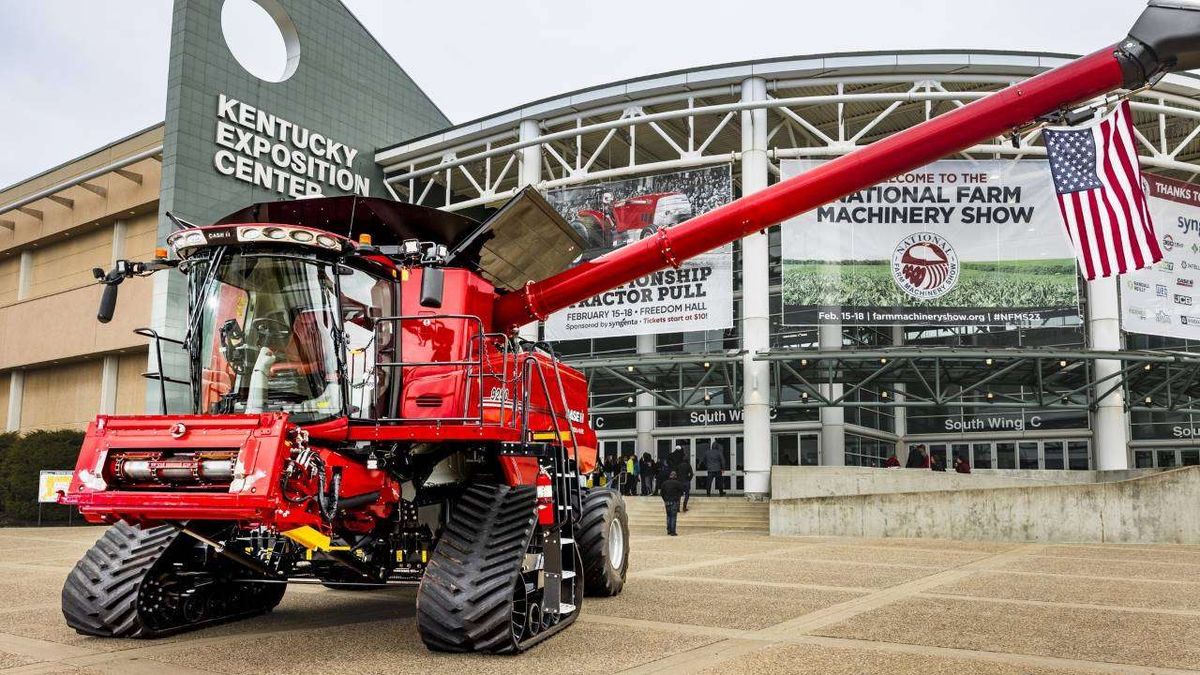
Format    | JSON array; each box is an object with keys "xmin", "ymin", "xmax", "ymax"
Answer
[{"xmin": 453, "ymin": 187, "xmax": 588, "ymax": 291}]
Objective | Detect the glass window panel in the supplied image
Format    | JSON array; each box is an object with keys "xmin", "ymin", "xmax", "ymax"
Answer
[
  {"xmin": 1158, "ymin": 450, "xmax": 1177, "ymax": 468},
  {"xmin": 930, "ymin": 444, "xmax": 947, "ymax": 469},
  {"xmin": 1182, "ymin": 450, "xmax": 1200, "ymax": 466},
  {"xmin": 800, "ymin": 436, "xmax": 819, "ymax": 466},
  {"xmin": 1134, "ymin": 450, "xmax": 1154, "ymax": 468},
  {"xmin": 1019, "ymin": 442, "xmax": 1040, "ymax": 470},
  {"xmin": 777, "ymin": 434, "xmax": 799, "ymax": 466},
  {"xmin": 997, "ymin": 443, "xmax": 1016, "ymax": 469},
  {"xmin": 1068, "ymin": 441, "xmax": 1090, "ymax": 470},
  {"xmin": 1043, "ymin": 442, "xmax": 1065, "ymax": 470},
  {"xmin": 973, "ymin": 443, "xmax": 993, "ymax": 469}
]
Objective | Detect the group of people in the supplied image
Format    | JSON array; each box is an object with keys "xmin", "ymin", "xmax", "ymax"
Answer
[
  {"xmin": 884, "ymin": 444, "xmax": 972, "ymax": 473},
  {"xmin": 597, "ymin": 443, "xmax": 729, "ymax": 536}
]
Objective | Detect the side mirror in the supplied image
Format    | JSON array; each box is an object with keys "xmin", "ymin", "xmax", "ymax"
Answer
[
  {"xmin": 420, "ymin": 267, "xmax": 444, "ymax": 308},
  {"xmin": 97, "ymin": 282, "xmax": 120, "ymax": 324}
]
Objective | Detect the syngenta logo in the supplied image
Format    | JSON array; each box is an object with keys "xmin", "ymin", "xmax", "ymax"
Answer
[{"xmin": 1180, "ymin": 216, "xmax": 1200, "ymax": 236}]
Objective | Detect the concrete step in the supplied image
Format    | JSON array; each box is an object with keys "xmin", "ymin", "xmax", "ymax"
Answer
[{"xmin": 621, "ymin": 495, "xmax": 769, "ymax": 534}]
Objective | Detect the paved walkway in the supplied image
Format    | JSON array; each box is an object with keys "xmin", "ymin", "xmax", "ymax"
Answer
[{"xmin": 0, "ymin": 523, "xmax": 1198, "ymax": 673}]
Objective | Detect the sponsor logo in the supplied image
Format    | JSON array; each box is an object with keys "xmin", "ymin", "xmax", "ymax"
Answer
[
  {"xmin": 891, "ymin": 232, "xmax": 959, "ymax": 300},
  {"xmin": 1157, "ymin": 310, "xmax": 1172, "ymax": 324},
  {"xmin": 1175, "ymin": 294, "xmax": 1193, "ymax": 306},
  {"xmin": 1184, "ymin": 260, "xmax": 1200, "ymax": 271},
  {"xmin": 1163, "ymin": 234, "xmax": 1180, "ymax": 251},
  {"xmin": 1180, "ymin": 278, "xmax": 1195, "ymax": 288},
  {"xmin": 567, "ymin": 409, "xmax": 585, "ymax": 424},
  {"xmin": 1130, "ymin": 307, "xmax": 1148, "ymax": 319},
  {"xmin": 1157, "ymin": 284, "xmax": 1170, "ymax": 297},
  {"xmin": 1160, "ymin": 261, "xmax": 1176, "ymax": 272},
  {"xmin": 1129, "ymin": 280, "xmax": 1150, "ymax": 293},
  {"xmin": 1185, "ymin": 315, "xmax": 1200, "ymax": 326}
]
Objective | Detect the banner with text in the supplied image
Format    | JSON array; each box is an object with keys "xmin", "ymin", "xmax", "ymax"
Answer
[
  {"xmin": 1120, "ymin": 174, "xmax": 1200, "ymax": 338},
  {"xmin": 543, "ymin": 166, "xmax": 734, "ymax": 340},
  {"xmin": 781, "ymin": 159, "xmax": 1079, "ymax": 325}
]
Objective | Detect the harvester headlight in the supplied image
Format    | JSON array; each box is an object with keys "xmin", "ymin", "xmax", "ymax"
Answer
[
  {"xmin": 316, "ymin": 234, "xmax": 339, "ymax": 249},
  {"xmin": 264, "ymin": 227, "xmax": 287, "ymax": 240},
  {"xmin": 240, "ymin": 227, "xmax": 262, "ymax": 241},
  {"xmin": 184, "ymin": 232, "xmax": 206, "ymax": 247},
  {"xmin": 290, "ymin": 230, "xmax": 315, "ymax": 243}
]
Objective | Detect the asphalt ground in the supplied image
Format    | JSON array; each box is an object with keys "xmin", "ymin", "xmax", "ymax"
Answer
[{"xmin": 0, "ymin": 521, "xmax": 1197, "ymax": 674}]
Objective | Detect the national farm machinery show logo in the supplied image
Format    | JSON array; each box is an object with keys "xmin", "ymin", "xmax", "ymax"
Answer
[{"xmin": 891, "ymin": 232, "xmax": 960, "ymax": 300}]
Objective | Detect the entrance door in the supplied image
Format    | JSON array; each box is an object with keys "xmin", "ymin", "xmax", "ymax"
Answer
[{"xmin": 692, "ymin": 436, "xmax": 743, "ymax": 495}]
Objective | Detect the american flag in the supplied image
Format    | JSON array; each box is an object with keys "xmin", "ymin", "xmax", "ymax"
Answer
[{"xmin": 1043, "ymin": 101, "xmax": 1161, "ymax": 280}]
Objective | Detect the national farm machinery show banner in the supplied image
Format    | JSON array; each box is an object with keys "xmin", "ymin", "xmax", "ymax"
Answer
[
  {"xmin": 780, "ymin": 159, "xmax": 1080, "ymax": 326},
  {"xmin": 542, "ymin": 166, "xmax": 734, "ymax": 340},
  {"xmin": 1120, "ymin": 174, "xmax": 1200, "ymax": 339}
]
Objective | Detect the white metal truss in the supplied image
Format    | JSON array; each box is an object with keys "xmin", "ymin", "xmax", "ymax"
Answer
[{"xmin": 376, "ymin": 53, "xmax": 1200, "ymax": 211}]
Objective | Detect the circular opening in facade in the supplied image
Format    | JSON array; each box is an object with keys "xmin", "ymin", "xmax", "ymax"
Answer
[{"xmin": 220, "ymin": 0, "xmax": 300, "ymax": 83}]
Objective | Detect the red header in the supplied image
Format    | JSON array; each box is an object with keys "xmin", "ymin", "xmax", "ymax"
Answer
[{"xmin": 1144, "ymin": 173, "xmax": 1200, "ymax": 209}]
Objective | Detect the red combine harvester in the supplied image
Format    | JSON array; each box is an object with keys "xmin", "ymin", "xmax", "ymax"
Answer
[
  {"xmin": 59, "ymin": 1, "xmax": 1200, "ymax": 653},
  {"xmin": 573, "ymin": 191, "xmax": 692, "ymax": 251}
]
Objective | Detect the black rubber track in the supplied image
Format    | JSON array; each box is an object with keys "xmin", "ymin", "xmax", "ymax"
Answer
[
  {"xmin": 61, "ymin": 521, "xmax": 180, "ymax": 637},
  {"xmin": 577, "ymin": 489, "xmax": 629, "ymax": 597},
  {"xmin": 416, "ymin": 484, "xmax": 537, "ymax": 653},
  {"xmin": 61, "ymin": 521, "xmax": 285, "ymax": 638}
]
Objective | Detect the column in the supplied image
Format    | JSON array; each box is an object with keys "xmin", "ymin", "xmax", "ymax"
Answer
[
  {"xmin": 110, "ymin": 219, "xmax": 127, "ymax": 266},
  {"xmin": 17, "ymin": 250, "xmax": 33, "ymax": 300},
  {"xmin": 819, "ymin": 322, "xmax": 845, "ymax": 465},
  {"xmin": 635, "ymin": 334, "xmax": 655, "ymax": 456},
  {"xmin": 5, "ymin": 371, "xmax": 23, "ymax": 433},
  {"xmin": 740, "ymin": 76, "xmax": 772, "ymax": 498},
  {"xmin": 516, "ymin": 119, "xmax": 542, "ymax": 342},
  {"xmin": 892, "ymin": 324, "xmax": 907, "ymax": 463},
  {"xmin": 1088, "ymin": 275, "xmax": 1128, "ymax": 470},
  {"xmin": 99, "ymin": 355, "xmax": 119, "ymax": 415}
]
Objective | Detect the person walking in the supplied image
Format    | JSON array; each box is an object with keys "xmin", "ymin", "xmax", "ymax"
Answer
[
  {"xmin": 639, "ymin": 452, "xmax": 656, "ymax": 496},
  {"xmin": 659, "ymin": 470, "xmax": 685, "ymax": 536},
  {"xmin": 654, "ymin": 454, "xmax": 672, "ymax": 495},
  {"xmin": 671, "ymin": 446, "xmax": 693, "ymax": 512},
  {"xmin": 703, "ymin": 441, "xmax": 726, "ymax": 496}
]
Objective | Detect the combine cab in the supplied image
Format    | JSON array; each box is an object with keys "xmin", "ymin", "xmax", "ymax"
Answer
[{"xmin": 58, "ymin": 0, "xmax": 1200, "ymax": 653}]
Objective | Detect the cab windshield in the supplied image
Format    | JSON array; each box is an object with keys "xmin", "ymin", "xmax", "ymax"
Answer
[{"xmin": 194, "ymin": 255, "xmax": 343, "ymax": 423}]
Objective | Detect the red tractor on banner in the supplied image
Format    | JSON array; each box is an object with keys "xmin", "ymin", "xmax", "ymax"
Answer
[
  {"xmin": 59, "ymin": 1, "xmax": 1200, "ymax": 653},
  {"xmin": 573, "ymin": 191, "xmax": 692, "ymax": 252}
]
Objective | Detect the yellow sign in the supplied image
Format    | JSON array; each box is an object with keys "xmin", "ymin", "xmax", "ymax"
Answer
[{"xmin": 38, "ymin": 471, "xmax": 73, "ymax": 503}]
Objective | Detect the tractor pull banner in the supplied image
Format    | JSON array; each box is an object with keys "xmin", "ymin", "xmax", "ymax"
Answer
[
  {"xmin": 543, "ymin": 166, "xmax": 734, "ymax": 340},
  {"xmin": 780, "ymin": 159, "xmax": 1080, "ymax": 326}
]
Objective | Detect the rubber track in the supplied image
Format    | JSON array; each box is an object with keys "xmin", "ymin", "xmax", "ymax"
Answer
[
  {"xmin": 61, "ymin": 521, "xmax": 180, "ymax": 637},
  {"xmin": 577, "ymin": 489, "xmax": 628, "ymax": 597},
  {"xmin": 416, "ymin": 484, "xmax": 537, "ymax": 653}
]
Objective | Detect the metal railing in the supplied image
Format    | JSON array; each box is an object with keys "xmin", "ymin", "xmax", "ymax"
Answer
[{"xmin": 132, "ymin": 327, "xmax": 191, "ymax": 414}]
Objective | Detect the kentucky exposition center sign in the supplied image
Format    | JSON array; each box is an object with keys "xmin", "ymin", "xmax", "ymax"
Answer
[{"xmin": 780, "ymin": 159, "xmax": 1079, "ymax": 326}]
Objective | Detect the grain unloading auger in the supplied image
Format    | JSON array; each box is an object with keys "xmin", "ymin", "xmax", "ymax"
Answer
[{"xmin": 60, "ymin": 1, "xmax": 1200, "ymax": 653}]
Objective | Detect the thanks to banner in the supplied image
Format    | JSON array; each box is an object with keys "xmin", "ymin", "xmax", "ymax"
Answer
[
  {"xmin": 1120, "ymin": 174, "xmax": 1200, "ymax": 339},
  {"xmin": 543, "ymin": 166, "xmax": 734, "ymax": 340},
  {"xmin": 780, "ymin": 159, "xmax": 1080, "ymax": 326}
]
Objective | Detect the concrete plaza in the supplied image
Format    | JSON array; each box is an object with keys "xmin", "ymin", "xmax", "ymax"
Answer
[{"xmin": 0, "ymin": 515, "xmax": 1197, "ymax": 674}]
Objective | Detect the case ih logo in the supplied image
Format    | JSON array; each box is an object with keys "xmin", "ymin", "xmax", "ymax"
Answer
[
  {"xmin": 1175, "ymin": 294, "xmax": 1193, "ymax": 306},
  {"xmin": 1163, "ymin": 234, "xmax": 1180, "ymax": 251},
  {"xmin": 1180, "ymin": 278, "xmax": 1195, "ymax": 288},
  {"xmin": 891, "ymin": 232, "xmax": 959, "ymax": 300}
]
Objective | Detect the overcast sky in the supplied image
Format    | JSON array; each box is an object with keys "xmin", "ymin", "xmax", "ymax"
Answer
[{"xmin": 0, "ymin": 0, "xmax": 1150, "ymax": 188}]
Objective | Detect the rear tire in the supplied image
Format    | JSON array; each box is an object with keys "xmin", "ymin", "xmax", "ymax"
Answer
[{"xmin": 578, "ymin": 489, "xmax": 629, "ymax": 596}]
